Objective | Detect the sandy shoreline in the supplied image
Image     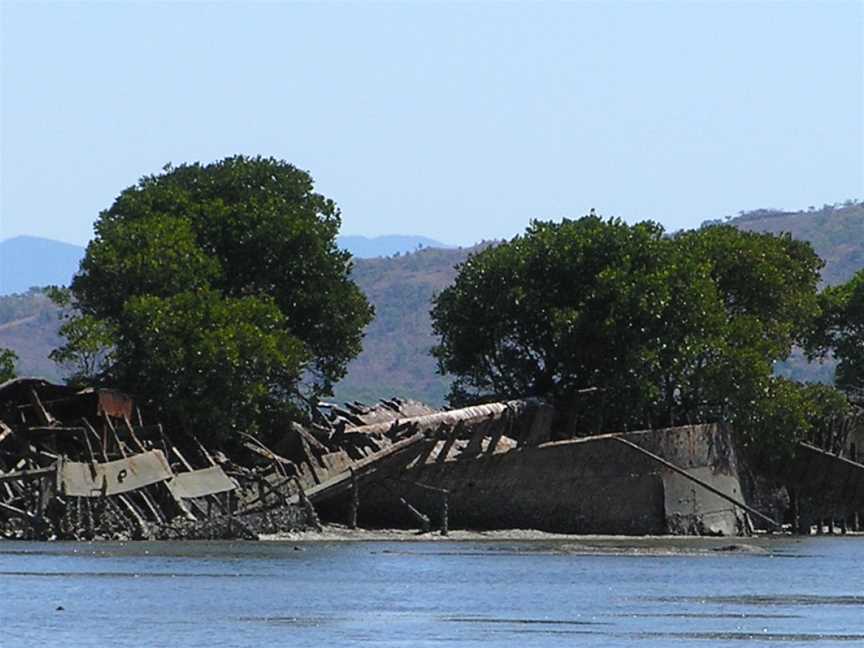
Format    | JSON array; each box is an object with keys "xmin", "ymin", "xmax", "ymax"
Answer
[
  {"xmin": 261, "ymin": 525, "xmax": 581, "ymax": 543},
  {"xmin": 259, "ymin": 524, "xmax": 811, "ymax": 554}
]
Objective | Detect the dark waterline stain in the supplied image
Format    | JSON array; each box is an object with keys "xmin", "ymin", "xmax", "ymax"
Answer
[
  {"xmin": 630, "ymin": 631, "xmax": 864, "ymax": 642},
  {"xmin": 238, "ymin": 616, "xmax": 338, "ymax": 627},
  {"xmin": 442, "ymin": 616, "xmax": 611, "ymax": 626},
  {"xmin": 612, "ymin": 612, "xmax": 803, "ymax": 620},
  {"xmin": 495, "ymin": 628, "xmax": 609, "ymax": 637},
  {"xmin": 645, "ymin": 594, "xmax": 864, "ymax": 606}
]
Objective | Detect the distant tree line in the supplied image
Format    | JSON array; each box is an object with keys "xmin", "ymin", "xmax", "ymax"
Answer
[{"xmin": 701, "ymin": 199, "xmax": 863, "ymax": 228}]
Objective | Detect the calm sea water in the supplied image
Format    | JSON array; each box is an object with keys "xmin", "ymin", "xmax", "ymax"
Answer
[{"xmin": 1, "ymin": 536, "xmax": 862, "ymax": 647}]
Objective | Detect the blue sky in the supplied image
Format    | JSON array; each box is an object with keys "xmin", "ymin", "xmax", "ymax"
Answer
[{"xmin": 1, "ymin": 1, "xmax": 862, "ymax": 247}]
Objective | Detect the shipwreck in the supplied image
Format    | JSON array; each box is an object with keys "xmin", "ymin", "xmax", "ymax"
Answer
[
  {"xmin": 293, "ymin": 399, "xmax": 764, "ymax": 536},
  {"xmin": 0, "ymin": 377, "xmax": 862, "ymax": 540}
]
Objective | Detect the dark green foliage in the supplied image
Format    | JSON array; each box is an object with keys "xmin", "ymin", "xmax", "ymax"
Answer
[
  {"xmin": 0, "ymin": 347, "xmax": 17, "ymax": 382},
  {"xmin": 117, "ymin": 290, "xmax": 309, "ymax": 442},
  {"xmin": 432, "ymin": 217, "xmax": 702, "ymax": 425},
  {"xmin": 3, "ymin": 202, "xmax": 860, "ymax": 407},
  {"xmin": 733, "ymin": 379, "xmax": 852, "ymax": 473},
  {"xmin": 810, "ymin": 269, "xmax": 864, "ymax": 400},
  {"xmin": 705, "ymin": 200, "xmax": 864, "ymax": 285},
  {"xmin": 799, "ymin": 382, "xmax": 855, "ymax": 445},
  {"xmin": 66, "ymin": 156, "xmax": 373, "ymax": 442},
  {"xmin": 702, "ymin": 199, "xmax": 862, "ymax": 393},
  {"xmin": 432, "ymin": 215, "xmax": 830, "ymax": 455},
  {"xmin": 47, "ymin": 287, "xmax": 115, "ymax": 387}
]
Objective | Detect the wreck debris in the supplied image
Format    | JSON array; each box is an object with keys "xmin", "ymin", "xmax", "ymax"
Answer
[
  {"xmin": 399, "ymin": 479, "xmax": 450, "ymax": 536},
  {"xmin": 348, "ymin": 468, "xmax": 359, "ymax": 529},
  {"xmin": 611, "ymin": 436, "xmax": 781, "ymax": 530},
  {"xmin": 0, "ymin": 378, "xmax": 251, "ymax": 540},
  {"xmin": 355, "ymin": 423, "xmax": 756, "ymax": 536},
  {"xmin": 166, "ymin": 465, "xmax": 236, "ymax": 500},
  {"xmin": 293, "ymin": 476, "xmax": 323, "ymax": 532},
  {"xmin": 787, "ymin": 441, "xmax": 864, "ymax": 534},
  {"xmin": 3, "ymin": 376, "xmax": 860, "ymax": 541},
  {"xmin": 399, "ymin": 497, "xmax": 430, "ymax": 533},
  {"xmin": 58, "ymin": 450, "xmax": 173, "ymax": 497},
  {"xmin": 155, "ymin": 513, "xmax": 257, "ymax": 541},
  {"xmin": 0, "ymin": 384, "xmax": 764, "ymax": 540}
]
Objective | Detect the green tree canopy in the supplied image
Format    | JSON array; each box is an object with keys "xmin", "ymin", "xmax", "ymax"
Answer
[
  {"xmin": 810, "ymin": 269, "xmax": 864, "ymax": 400},
  {"xmin": 65, "ymin": 156, "xmax": 373, "ymax": 443},
  {"xmin": 431, "ymin": 216, "xmax": 828, "ymax": 454},
  {"xmin": 48, "ymin": 287, "xmax": 116, "ymax": 386}
]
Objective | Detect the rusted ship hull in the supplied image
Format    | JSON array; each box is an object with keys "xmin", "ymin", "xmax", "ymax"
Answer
[{"xmin": 358, "ymin": 424, "xmax": 749, "ymax": 536}]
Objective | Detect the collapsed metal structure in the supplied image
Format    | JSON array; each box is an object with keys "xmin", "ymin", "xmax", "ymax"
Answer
[
  {"xmin": 1, "ymin": 377, "xmax": 863, "ymax": 540},
  {"xmin": 0, "ymin": 378, "xmax": 536, "ymax": 540},
  {"xmin": 271, "ymin": 398, "xmax": 767, "ymax": 536},
  {"xmin": 0, "ymin": 378, "xmax": 248, "ymax": 540}
]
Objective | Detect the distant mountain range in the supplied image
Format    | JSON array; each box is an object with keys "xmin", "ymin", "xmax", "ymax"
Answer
[
  {"xmin": 333, "ymin": 246, "xmax": 473, "ymax": 405},
  {"xmin": 337, "ymin": 234, "xmax": 453, "ymax": 259},
  {"xmin": 702, "ymin": 201, "xmax": 863, "ymax": 285},
  {"xmin": 0, "ymin": 236, "xmax": 86, "ymax": 296},
  {"xmin": 0, "ymin": 234, "xmax": 452, "ymax": 296},
  {"xmin": 1, "ymin": 203, "xmax": 861, "ymax": 403}
]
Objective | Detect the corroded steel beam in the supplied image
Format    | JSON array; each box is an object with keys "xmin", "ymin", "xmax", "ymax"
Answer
[{"xmin": 342, "ymin": 398, "xmax": 549, "ymax": 440}]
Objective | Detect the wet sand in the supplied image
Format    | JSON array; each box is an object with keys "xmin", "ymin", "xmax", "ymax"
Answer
[
  {"xmin": 261, "ymin": 523, "xmax": 781, "ymax": 554},
  {"xmin": 262, "ymin": 525, "xmax": 577, "ymax": 542}
]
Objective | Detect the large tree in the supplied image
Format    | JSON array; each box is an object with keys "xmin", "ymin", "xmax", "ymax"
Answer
[
  {"xmin": 62, "ymin": 156, "xmax": 373, "ymax": 442},
  {"xmin": 48, "ymin": 287, "xmax": 116, "ymax": 386},
  {"xmin": 432, "ymin": 216, "xmax": 722, "ymax": 431},
  {"xmin": 810, "ymin": 269, "xmax": 864, "ymax": 400},
  {"xmin": 431, "ymin": 215, "xmax": 827, "ymax": 451}
]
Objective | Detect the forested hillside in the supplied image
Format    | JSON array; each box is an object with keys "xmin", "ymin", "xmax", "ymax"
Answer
[
  {"xmin": 0, "ymin": 251, "xmax": 477, "ymax": 393},
  {"xmin": 705, "ymin": 201, "xmax": 863, "ymax": 285},
  {"xmin": 0, "ymin": 234, "xmax": 452, "ymax": 296},
  {"xmin": 0, "ymin": 289, "xmax": 65, "ymax": 381},
  {"xmin": 332, "ymin": 247, "xmax": 475, "ymax": 404}
]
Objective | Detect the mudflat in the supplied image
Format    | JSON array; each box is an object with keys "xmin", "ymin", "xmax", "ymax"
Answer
[{"xmin": 263, "ymin": 523, "xmax": 779, "ymax": 554}]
